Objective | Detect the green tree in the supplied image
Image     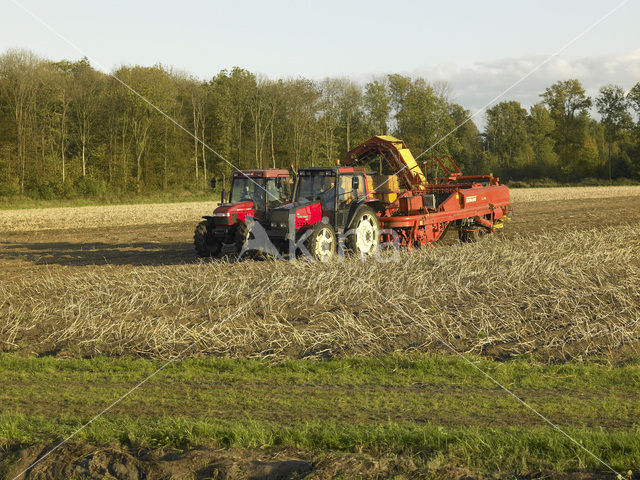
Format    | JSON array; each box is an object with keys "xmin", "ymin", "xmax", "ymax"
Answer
[
  {"xmin": 395, "ymin": 78, "xmax": 458, "ymax": 158},
  {"xmin": 484, "ymin": 101, "xmax": 530, "ymax": 177},
  {"xmin": 282, "ymin": 78, "xmax": 319, "ymax": 169},
  {"xmin": 595, "ymin": 84, "xmax": 632, "ymax": 181},
  {"xmin": 364, "ymin": 79, "xmax": 391, "ymax": 135},
  {"xmin": 336, "ymin": 78, "xmax": 363, "ymax": 151},
  {"xmin": 628, "ymin": 82, "xmax": 640, "ymax": 123},
  {"xmin": 526, "ymin": 103, "xmax": 559, "ymax": 178},
  {"xmin": 0, "ymin": 49, "xmax": 45, "ymax": 193},
  {"xmin": 541, "ymin": 79, "xmax": 593, "ymax": 177},
  {"xmin": 449, "ymin": 103, "xmax": 483, "ymax": 173},
  {"xmin": 69, "ymin": 58, "xmax": 103, "ymax": 178},
  {"xmin": 318, "ymin": 78, "xmax": 341, "ymax": 162}
]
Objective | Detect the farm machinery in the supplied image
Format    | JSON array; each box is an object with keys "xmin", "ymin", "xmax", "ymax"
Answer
[
  {"xmin": 194, "ymin": 168, "xmax": 291, "ymax": 257},
  {"xmin": 265, "ymin": 135, "xmax": 511, "ymax": 260}
]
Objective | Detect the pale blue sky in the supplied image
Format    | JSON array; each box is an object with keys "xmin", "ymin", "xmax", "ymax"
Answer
[{"xmin": 2, "ymin": 0, "xmax": 639, "ymax": 118}]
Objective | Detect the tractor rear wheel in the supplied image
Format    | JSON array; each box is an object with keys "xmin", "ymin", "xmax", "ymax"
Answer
[
  {"xmin": 305, "ymin": 222, "xmax": 337, "ymax": 262},
  {"xmin": 194, "ymin": 220, "xmax": 222, "ymax": 258},
  {"xmin": 346, "ymin": 207, "xmax": 380, "ymax": 256}
]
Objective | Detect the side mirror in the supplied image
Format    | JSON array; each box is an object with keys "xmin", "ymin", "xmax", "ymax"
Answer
[
  {"xmin": 209, "ymin": 177, "xmax": 217, "ymax": 189},
  {"xmin": 352, "ymin": 176, "xmax": 360, "ymax": 190}
]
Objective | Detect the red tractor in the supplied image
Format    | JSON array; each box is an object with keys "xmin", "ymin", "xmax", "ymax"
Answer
[
  {"xmin": 194, "ymin": 169, "xmax": 291, "ymax": 257},
  {"xmin": 267, "ymin": 166, "xmax": 381, "ymax": 260},
  {"xmin": 266, "ymin": 135, "xmax": 511, "ymax": 261}
]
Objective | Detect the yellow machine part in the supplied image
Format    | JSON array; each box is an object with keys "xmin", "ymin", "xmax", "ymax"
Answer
[
  {"xmin": 494, "ymin": 215, "xmax": 511, "ymax": 229},
  {"xmin": 377, "ymin": 192, "xmax": 398, "ymax": 203},
  {"xmin": 374, "ymin": 135, "xmax": 427, "ymax": 186}
]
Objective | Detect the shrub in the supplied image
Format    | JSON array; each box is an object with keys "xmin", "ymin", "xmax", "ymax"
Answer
[{"xmin": 75, "ymin": 176, "xmax": 108, "ymax": 197}]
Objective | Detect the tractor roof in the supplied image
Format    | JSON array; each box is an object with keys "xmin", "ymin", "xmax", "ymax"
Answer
[
  {"xmin": 299, "ymin": 166, "xmax": 367, "ymax": 174},
  {"xmin": 232, "ymin": 169, "xmax": 289, "ymax": 178}
]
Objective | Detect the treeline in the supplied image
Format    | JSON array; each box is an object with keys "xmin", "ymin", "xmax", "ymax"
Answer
[{"xmin": 0, "ymin": 48, "xmax": 639, "ymax": 199}]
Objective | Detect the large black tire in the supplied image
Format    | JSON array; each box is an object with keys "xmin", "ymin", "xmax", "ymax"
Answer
[
  {"xmin": 235, "ymin": 220, "xmax": 260, "ymax": 258},
  {"xmin": 235, "ymin": 221, "xmax": 251, "ymax": 254},
  {"xmin": 346, "ymin": 206, "xmax": 380, "ymax": 256},
  {"xmin": 194, "ymin": 220, "xmax": 222, "ymax": 258},
  {"xmin": 458, "ymin": 227, "xmax": 486, "ymax": 243},
  {"xmin": 305, "ymin": 222, "xmax": 337, "ymax": 262}
]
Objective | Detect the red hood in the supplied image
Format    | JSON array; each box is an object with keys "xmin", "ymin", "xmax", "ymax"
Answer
[
  {"xmin": 214, "ymin": 201, "xmax": 254, "ymax": 214},
  {"xmin": 212, "ymin": 201, "xmax": 255, "ymax": 224}
]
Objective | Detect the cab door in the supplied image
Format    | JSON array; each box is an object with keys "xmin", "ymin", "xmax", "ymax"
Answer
[{"xmin": 335, "ymin": 173, "xmax": 365, "ymax": 230}]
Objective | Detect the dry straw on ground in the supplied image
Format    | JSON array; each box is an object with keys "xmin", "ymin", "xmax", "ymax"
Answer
[
  {"xmin": 0, "ymin": 201, "xmax": 219, "ymax": 233},
  {"xmin": 2, "ymin": 225, "xmax": 638, "ymax": 361},
  {"xmin": 509, "ymin": 185, "xmax": 640, "ymax": 203},
  {"xmin": 1, "ymin": 186, "xmax": 639, "ymax": 233}
]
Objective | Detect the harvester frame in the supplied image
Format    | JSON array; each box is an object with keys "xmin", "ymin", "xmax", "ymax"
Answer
[{"xmin": 264, "ymin": 135, "xmax": 511, "ymax": 261}]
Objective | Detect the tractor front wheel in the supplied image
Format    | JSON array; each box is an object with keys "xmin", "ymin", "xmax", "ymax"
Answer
[
  {"xmin": 194, "ymin": 220, "xmax": 222, "ymax": 258},
  {"xmin": 235, "ymin": 221, "xmax": 258, "ymax": 258},
  {"xmin": 305, "ymin": 223, "xmax": 337, "ymax": 262}
]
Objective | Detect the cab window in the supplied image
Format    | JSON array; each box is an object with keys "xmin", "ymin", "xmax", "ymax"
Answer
[{"xmin": 337, "ymin": 174, "xmax": 365, "ymax": 209}]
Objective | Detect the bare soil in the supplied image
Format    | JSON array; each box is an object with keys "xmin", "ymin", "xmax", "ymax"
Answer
[
  {"xmin": 1, "ymin": 196, "xmax": 638, "ymax": 272},
  {"xmin": 2, "ymin": 441, "xmax": 629, "ymax": 480}
]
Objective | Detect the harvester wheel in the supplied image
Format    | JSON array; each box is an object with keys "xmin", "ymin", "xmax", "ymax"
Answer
[
  {"xmin": 346, "ymin": 207, "xmax": 380, "ymax": 256},
  {"xmin": 458, "ymin": 227, "xmax": 485, "ymax": 243},
  {"xmin": 305, "ymin": 223, "xmax": 337, "ymax": 262},
  {"xmin": 194, "ymin": 220, "xmax": 222, "ymax": 258}
]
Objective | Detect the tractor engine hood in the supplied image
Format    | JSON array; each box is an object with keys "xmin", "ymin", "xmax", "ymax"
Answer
[
  {"xmin": 212, "ymin": 201, "xmax": 255, "ymax": 225},
  {"xmin": 270, "ymin": 201, "xmax": 322, "ymax": 231}
]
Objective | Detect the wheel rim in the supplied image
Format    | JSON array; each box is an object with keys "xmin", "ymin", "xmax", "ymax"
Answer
[
  {"xmin": 314, "ymin": 227, "xmax": 334, "ymax": 261},
  {"xmin": 355, "ymin": 213, "xmax": 377, "ymax": 253}
]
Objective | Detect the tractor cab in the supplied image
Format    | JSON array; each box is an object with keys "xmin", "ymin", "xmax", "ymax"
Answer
[
  {"xmin": 293, "ymin": 167, "xmax": 368, "ymax": 231},
  {"xmin": 268, "ymin": 166, "xmax": 381, "ymax": 261},
  {"xmin": 227, "ymin": 170, "xmax": 291, "ymax": 220},
  {"xmin": 194, "ymin": 168, "xmax": 291, "ymax": 258}
]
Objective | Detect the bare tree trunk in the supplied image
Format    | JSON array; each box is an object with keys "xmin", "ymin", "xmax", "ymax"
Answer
[
  {"xmin": 121, "ymin": 119, "xmax": 128, "ymax": 189},
  {"xmin": 135, "ymin": 122, "xmax": 150, "ymax": 190},
  {"xmin": 238, "ymin": 121, "xmax": 243, "ymax": 168},
  {"xmin": 254, "ymin": 105, "xmax": 260, "ymax": 168},
  {"xmin": 163, "ymin": 125, "xmax": 168, "ymax": 189},
  {"xmin": 201, "ymin": 122, "xmax": 207, "ymax": 187},
  {"xmin": 346, "ymin": 113, "xmax": 351, "ymax": 151},
  {"xmin": 17, "ymin": 123, "xmax": 25, "ymax": 194},
  {"xmin": 193, "ymin": 106, "xmax": 199, "ymax": 182},
  {"xmin": 81, "ymin": 117, "xmax": 87, "ymax": 177},
  {"xmin": 608, "ymin": 142, "xmax": 612, "ymax": 184},
  {"xmin": 20, "ymin": 135, "xmax": 25, "ymax": 194},
  {"xmin": 60, "ymin": 100, "xmax": 67, "ymax": 184},
  {"xmin": 61, "ymin": 132, "xmax": 65, "ymax": 184},
  {"xmin": 108, "ymin": 129, "xmax": 113, "ymax": 184},
  {"xmin": 81, "ymin": 139, "xmax": 86, "ymax": 177},
  {"xmin": 270, "ymin": 120, "xmax": 275, "ymax": 168}
]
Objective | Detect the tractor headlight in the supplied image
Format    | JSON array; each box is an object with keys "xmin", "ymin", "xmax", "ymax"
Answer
[
  {"xmin": 270, "ymin": 221, "xmax": 286, "ymax": 229},
  {"xmin": 213, "ymin": 212, "xmax": 230, "ymax": 217}
]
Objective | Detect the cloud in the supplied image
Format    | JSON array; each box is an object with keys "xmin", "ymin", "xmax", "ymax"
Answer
[{"xmin": 413, "ymin": 49, "xmax": 640, "ymax": 128}]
